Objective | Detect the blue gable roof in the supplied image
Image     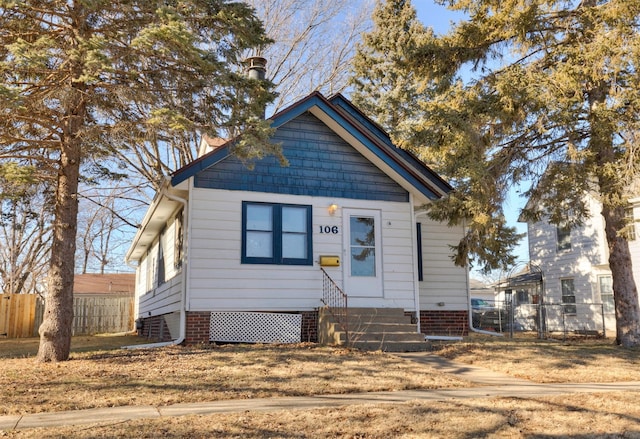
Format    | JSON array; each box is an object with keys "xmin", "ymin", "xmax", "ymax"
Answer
[
  {"xmin": 171, "ymin": 92, "xmax": 451, "ymax": 202},
  {"xmin": 193, "ymin": 112, "xmax": 409, "ymax": 202},
  {"xmin": 328, "ymin": 94, "xmax": 452, "ymax": 195}
]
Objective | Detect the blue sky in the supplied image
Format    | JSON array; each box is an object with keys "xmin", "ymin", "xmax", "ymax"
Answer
[
  {"xmin": 413, "ymin": 1, "xmax": 531, "ymax": 268},
  {"xmin": 414, "ymin": 1, "xmax": 466, "ymax": 35}
]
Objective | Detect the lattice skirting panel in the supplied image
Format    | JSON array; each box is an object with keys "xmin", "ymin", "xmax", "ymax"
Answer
[{"xmin": 209, "ymin": 312, "xmax": 302, "ymax": 343}]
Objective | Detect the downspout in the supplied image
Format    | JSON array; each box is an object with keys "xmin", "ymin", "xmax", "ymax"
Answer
[
  {"xmin": 412, "ymin": 205, "xmax": 426, "ymax": 334},
  {"xmin": 161, "ymin": 188, "xmax": 189, "ymax": 346},
  {"xmin": 124, "ymin": 179, "xmax": 190, "ymax": 349}
]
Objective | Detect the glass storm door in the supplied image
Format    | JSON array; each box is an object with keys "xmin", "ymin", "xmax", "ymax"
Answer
[{"xmin": 343, "ymin": 209, "xmax": 383, "ymax": 297}]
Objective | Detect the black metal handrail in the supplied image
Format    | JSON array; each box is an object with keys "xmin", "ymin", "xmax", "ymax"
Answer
[{"xmin": 320, "ymin": 267, "xmax": 348, "ymax": 340}]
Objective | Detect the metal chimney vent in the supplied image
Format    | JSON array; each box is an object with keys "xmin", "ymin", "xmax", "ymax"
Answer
[{"xmin": 246, "ymin": 56, "xmax": 267, "ymax": 81}]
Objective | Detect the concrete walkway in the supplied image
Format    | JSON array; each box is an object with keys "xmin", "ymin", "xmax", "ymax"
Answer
[{"xmin": 3, "ymin": 352, "xmax": 640, "ymax": 431}]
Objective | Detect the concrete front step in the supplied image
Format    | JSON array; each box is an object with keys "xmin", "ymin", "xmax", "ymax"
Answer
[
  {"xmin": 334, "ymin": 332, "xmax": 425, "ymax": 346},
  {"xmin": 319, "ymin": 308, "xmax": 414, "ymax": 324},
  {"xmin": 329, "ymin": 324, "xmax": 424, "ymax": 344},
  {"xmin": 346, "ymin": 315, "xmax": 414, "ymax": 324},
  {"xmin": 318, "ymin": 307, "xmax": 431, "ymax": 352},
  {"xmin": 325, "ymin": 322, "xmax": 418, "ymax": 334},
  {"xmin": 333, "ymin": 331, "xmax": 427, "ymax": 343},
  {"xmin": 342, "ymin": 307, "xmax": 410, "ymax": 317}
]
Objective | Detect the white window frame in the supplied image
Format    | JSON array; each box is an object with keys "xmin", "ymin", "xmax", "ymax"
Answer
[
  {"xmin": 599, "ymin": 275, "xmax": 614, "ymax": 314},
  {"xmin": 556, "ymin": 226, "xmax": 571, "ymax": 252},
  {"xmin": 561, "ymin": 278, "xmax": 576, "ymax": 314}
]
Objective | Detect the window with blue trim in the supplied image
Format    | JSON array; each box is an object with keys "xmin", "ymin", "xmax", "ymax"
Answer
[{"xmin": 242, "ymin": 202, "xmax": 312, "ymax": 265}]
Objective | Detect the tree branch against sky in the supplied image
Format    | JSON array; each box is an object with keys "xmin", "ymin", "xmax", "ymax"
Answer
[
  {"xmin": 0, "ymin": 0, "xmax": 276, "ymax": 361},
  {"xmin": 74, "ymin": 0, "xmax": 379, "ymax": 274},
  {"xmin": 0, "ymin": 163, "xmax": 52, "ymax": 296},
  {"xmin": 246, "ymin": 0, "xmax": 374, "ymax": 114},
  {"xmin": 76, "ymin": 183, "xmax": 144, "ymax": 274},
  {"xmin": 352, "ymin": 0, "xmax": 640, "ymax": 346}
]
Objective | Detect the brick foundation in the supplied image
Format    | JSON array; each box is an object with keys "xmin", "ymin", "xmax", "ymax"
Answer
[
  {"xmin": 185, "ymin": 311, "xmax": 212, "ymax": 345},
  {"xmin": 142, "ymin": 310, "xmax": 465, "ymax": 344},
  {"xmin": 419, "ymin": 310, "xmax": 469, "ymax": 337}
]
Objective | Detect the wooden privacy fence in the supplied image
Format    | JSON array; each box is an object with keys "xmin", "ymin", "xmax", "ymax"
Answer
[
  {"xmin": 0, "ymin": 294, "xmax": 44, "ymax": 338},
  {"xmin": 0, "ymin": 293, "xmax": 134, "ymax": 338},
  {"xmin": 72, "ymin": 295, "xmax": 134, "ymax": 336}
]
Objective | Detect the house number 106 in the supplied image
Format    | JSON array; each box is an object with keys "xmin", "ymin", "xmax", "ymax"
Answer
[{"xmin": 319, "ymin": 226, "xmax": 339, "ymax": 234}]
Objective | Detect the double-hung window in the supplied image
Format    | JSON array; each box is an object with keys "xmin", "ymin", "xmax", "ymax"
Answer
[
  {"xmin": 556, "ymin": 226, "xmax": 571, "ymax": 251},
  {"xmin": 625, "ymin": 208, "xmax": 636, "ymax": 241},
  {"xmin": 599, "ymin": 275, "xmax": 614, "ymax": 314},
  {"xmin": 242, "ymin": 201, "xmax": 312, "ymax": 265},
  {"xmin": 561, "ymin": 278, "xmax": 576, "ymax": 314}
]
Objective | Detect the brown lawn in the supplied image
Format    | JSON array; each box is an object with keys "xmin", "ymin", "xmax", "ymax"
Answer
[{"xmin": 2, "ymin": 332, "xmax": 640, "ymax": 438}]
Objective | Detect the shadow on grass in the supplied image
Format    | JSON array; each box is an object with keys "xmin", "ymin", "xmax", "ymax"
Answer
[{"xmin": 0, "ymin": 334, "xmax": 150, "ymax": 359}]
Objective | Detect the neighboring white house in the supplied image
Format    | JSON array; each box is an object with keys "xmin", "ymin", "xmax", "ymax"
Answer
[
  {"xmin": 518, "ymin": 192, "xmax": 640, "ymax": 335},
  {"xmin": 125, "ymin": 91, "xmax": 469, "ymax": 345}
]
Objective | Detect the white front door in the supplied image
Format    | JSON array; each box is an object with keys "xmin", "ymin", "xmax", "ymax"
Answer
[{"xmin": 343, "ymin": 209, "xmax": 383, "ymax": 297}]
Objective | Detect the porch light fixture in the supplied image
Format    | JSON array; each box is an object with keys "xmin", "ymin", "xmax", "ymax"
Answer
[{"xmin": 328, "ymin": 203, "xmax": 338, "ymax": 216}]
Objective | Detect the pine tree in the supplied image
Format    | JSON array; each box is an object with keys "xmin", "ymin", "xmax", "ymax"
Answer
[
  {"xmin": 352, "ymin": 0, "xmax": 523, "ymax": 271},
  {"xmin": 0, "ymin": 0, "xmax": 276, "ymax": 361},
  {"xmin": 351, "ymin": 0, "xmax": 431, "ymax": 139},
  {"xmin": 353, "ymin": 0, "xmax": 640, "ymax": 346}
]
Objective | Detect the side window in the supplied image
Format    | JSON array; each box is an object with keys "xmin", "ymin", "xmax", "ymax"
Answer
[
  {"xmin": 156, "ymin": 236, "xmax": 165, "ymax": 287},
  {"xmin": 625, "ymin": 208, "xmax": 636, "ymax": 241},
  {"xmin": 561, "ymin": 278, "xmax": 576, "ymax": 314},
  {"xmin": 599, "ymin": 275, "xmax": 614, "ymax": 314},
  {"xmin": 174, "ymin": 211, "xmax": 184, "ymax": 270},
  {"xmin": 516, "ymin": 289, "xmax": 530, "ymax": 305},
  {"xmin": 556, "ymin": 226, "xmax": 571, "ymax": 252},
  {"xmin": 242, "ymin": 202, "xmax": 312, "ymax": 265},
  {"xmin": 146, "ymin": 250, "xmax": 156, "ymax": 293}
]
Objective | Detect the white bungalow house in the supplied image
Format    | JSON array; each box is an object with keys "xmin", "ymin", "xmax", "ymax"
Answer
[
  {"xmin": 125, "ymin": 91, "xmax": 470, "ymax": 348},
  {"xmin": 518, "ymin": 191, "xmax": 640, "ymax": 335}
]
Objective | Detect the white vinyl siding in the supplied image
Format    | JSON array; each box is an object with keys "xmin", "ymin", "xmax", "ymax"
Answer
[
  {"xmin": 186, "ymin": 188, "xmax": 419, "ymax": 312},
  {"xmin": 417, "ymin": 213, "xmax": 468, "ymax": 310},
  {"xmin": 135, "ymin": 213, "xmax": 183, "ymax": 318},
  {"xmin": 137, "ymin": 275, "xmax": 183, "ymax": 317},
  {"xmin": 528, "ymin": 194, "xmax": 603, "ymax": 310},
  {"xmin": 525, "ymin": 194, "xmax": 629, "ymax": 332}
]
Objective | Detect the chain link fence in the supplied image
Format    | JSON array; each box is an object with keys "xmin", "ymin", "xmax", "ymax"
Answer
[{"xmin": 471, "ymin": 298, "xmax": 607, "ymax": 339}]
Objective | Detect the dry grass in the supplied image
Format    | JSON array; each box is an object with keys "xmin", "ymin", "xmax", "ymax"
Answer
[
  {"xmin": 0, "ymin": 335, "xmax": 467, "ymax": 416},
  {"xmin": 7, "ymin": 393, "xmax": 640, "ymax": 438},
  {"xmin": 0, "ymin": 334, "xmax": 148, "ymax": 359},
  {"xmin": 432, "ymin": 333, "xmax": 640, "ymax": 383},
  {"xmin": 3, "ymin": 333, "xmax": 640, "ymax": 438}
]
